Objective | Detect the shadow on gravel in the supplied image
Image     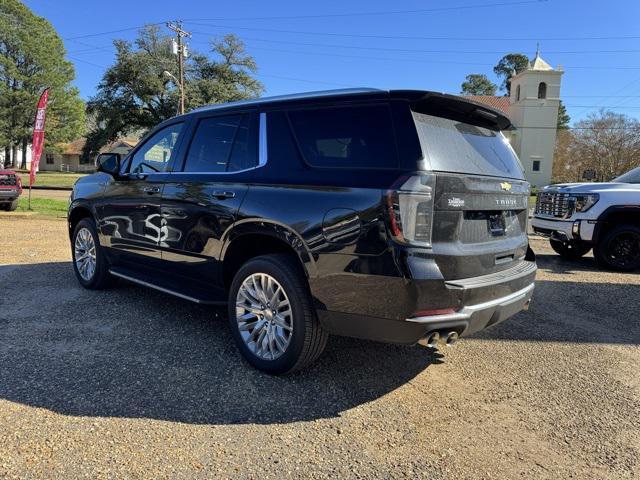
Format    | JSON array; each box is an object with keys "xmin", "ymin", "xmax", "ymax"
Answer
[
  {"xmin": 469, "ymin": 253, "xmax": 640, "ymax": 346},
  {"xmin": 533, "ymin": 252, "xmax": 607, "ymax": 275},
  {"xmin": 0, "ymin": 262, "xmax": 441, "ymax": 425},
  {"xmin": 1, "ymin": 260, "xmax": 638, "ymax": 425}
]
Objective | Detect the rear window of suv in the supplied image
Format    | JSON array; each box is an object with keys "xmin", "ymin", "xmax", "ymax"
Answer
[
  {"xmin": 412, "ymin": 112, "xmax": 524, "ymax": 179},
  {"xmin": 288, "ymin": 105, "xmax": 397, "ymax": 169}
]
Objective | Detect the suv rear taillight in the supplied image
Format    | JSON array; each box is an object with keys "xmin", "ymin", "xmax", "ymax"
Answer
[{"xmin": 386, "ymin": 174, "xmax": 436, "ymax": 247}]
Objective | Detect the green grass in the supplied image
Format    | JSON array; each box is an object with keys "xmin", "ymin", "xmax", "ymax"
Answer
[
  {"xmin": 529, "ymin": 195, "xmax": 537, "ymax": 208},
  {"xmin": 16, "ymin": 171, "xmax": 86, "ymax": 188},
  {"xmin": 17, "ymin": 197, "xmax": 68, "ymax": 217}
]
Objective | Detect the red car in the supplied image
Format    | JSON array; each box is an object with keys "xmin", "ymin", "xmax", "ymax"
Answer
[{"xmin": 0, "ymin": 170, "xmax": 22, "ymax": 211}]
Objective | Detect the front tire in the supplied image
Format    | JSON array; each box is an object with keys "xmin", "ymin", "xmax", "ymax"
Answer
[
  {"xmin": 228, "ymin": 254, "xmax": 328, "ymax": 375},
  {"xmin": 594, "ymin": 224, "xmax": 640, "ymax": 271},
  {"xmin": 71, "ymin": 218, "xmax": 115, "ymax": 289},
  {"xmin": 549, "ymin": 239, "xmax": 592, "ymax": 260},
  {"xmin": 6, "ymin": 199, "xmax": 18, "ymax": 211}
]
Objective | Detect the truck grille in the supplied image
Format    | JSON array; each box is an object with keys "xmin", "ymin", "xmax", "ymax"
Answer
[
  {"xmin": 0, "ymin": 174, "xmax": 17, "ymax": 186},
  {"xmin": 535, "ymin": 192, "xmax": 570, "ymax": 218}
]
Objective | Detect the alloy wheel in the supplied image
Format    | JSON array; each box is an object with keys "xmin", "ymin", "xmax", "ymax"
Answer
[
  {"xmin": 235, "ymin": 273, "xmax": 293, "ymax": 361},
  {"xmin": 607, "ymin": 231, "xmax": 640, "ymax": 269},
  {"xmin": 74, "ymin": 227, "xmax": 97, "ymax": 281}
]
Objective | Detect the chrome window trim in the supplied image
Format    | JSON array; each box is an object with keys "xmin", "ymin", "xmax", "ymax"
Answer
[{"xmin": 258, "ymin": 112, "xmax": 267, "ymax": 168}]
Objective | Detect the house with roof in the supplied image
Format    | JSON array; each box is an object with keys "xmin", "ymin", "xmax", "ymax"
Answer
[
  {"xmin": 466, "ymin": 51, "xmax": 564, "ymax": 187},
  {"xmin": 41, "ymin": 138, "xmax": 139, "ymax": 172}
]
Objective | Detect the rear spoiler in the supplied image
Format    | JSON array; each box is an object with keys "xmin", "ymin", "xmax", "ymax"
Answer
[{"xmin": 390, "ymin": 90, "xmax": 514, "ymax": 131}]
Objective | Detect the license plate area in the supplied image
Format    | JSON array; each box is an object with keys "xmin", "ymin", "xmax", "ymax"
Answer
[
  {"xmin": 465, "ymin": 211, "xmax": 506, "ymax": 237},
  {"xmin": 488, "ymin": 213, "xmax": 506, "ymax": 237}
]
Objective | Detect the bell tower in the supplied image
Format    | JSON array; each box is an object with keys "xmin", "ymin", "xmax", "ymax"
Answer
[{"xmin": 508, "ymin": 48, "xmax": 564, "ymax": 187}]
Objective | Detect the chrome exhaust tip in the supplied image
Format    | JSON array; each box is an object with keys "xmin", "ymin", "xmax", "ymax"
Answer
[
  {"xmin": 445, "ymin": 331, "xmax": 459, "ymax": 346},
  {"xmin": 419, "ymin": 331, "xmax": 440, "ymax": 348}
]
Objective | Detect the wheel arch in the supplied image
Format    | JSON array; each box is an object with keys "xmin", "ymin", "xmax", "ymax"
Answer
[
  {"xmin": 68, "ymin": 200, "xmax": 97, "ymax": 239},
  {"xmin": 221, "ymin": 219, "xmax": 317, "ymax": 291},
  {"xmin": 593, "ymin": 206, "xmax": 640, "ymax": 243}
]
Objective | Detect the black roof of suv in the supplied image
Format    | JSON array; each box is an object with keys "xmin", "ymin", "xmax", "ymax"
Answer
[{"xmin": 190, "ymin": 88, "xmax": 513, "ymax": 131}]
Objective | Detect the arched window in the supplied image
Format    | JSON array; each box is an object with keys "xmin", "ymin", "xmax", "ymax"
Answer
[
  {"xmin": 515, "ymin": 85, "xmax": 521, "ymax": 101},
  {"xmin": 538, "ymin": 82, "xmax": 547, "ymax": 99}
]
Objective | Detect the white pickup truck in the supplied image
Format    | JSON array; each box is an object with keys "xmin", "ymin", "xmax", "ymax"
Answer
[{"xmin": 531, "ymin": 166, "xmax": 640, "ymax": 271}]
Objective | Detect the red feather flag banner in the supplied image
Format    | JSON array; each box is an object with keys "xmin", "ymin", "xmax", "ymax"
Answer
[{"xmin": 28, "ymin": 88, "xmax": 49, "ymax": 209}]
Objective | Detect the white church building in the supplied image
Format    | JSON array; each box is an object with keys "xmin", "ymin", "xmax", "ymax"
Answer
[{"xmin": 468, "ymin": 52, "xmax": 564, "ymax": 187}]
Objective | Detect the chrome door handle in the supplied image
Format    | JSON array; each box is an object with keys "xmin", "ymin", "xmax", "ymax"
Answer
[
  {"xmin": 143, "ymin": 186, "xmax": 161, "ymax": 194},
  {"xmin": 212, "ymin": 191, "xmax": 236, "ymax": 199}
]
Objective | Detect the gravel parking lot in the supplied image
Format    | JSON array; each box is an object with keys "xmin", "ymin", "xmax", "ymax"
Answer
[{"xmin": 0, "ymin": 216, "xmax": 638, "ymax": 479}]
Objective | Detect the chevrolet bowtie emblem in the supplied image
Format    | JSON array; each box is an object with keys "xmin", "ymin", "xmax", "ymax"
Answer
[{"xmin": 500, "ymin": 182, "xmax": 512, "ymax": 192}]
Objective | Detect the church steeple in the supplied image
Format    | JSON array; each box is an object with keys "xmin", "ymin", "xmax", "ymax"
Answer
[
  {"xmin": 529, "ymin": 45, "xmax": 553, "ymax": 71},
  {"xmin": 507, "ymin": 44, "xmax": 564, "ymax": 187}
]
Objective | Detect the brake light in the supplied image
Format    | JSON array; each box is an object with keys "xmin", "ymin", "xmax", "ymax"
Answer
[{"xmin": 386, "ymin": 174, "xmax": 436, "ymax": 247}]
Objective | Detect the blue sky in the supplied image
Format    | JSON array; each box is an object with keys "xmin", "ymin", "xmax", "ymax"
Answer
[{"xmin": 23, "ymin": 0, "xmax": 640, "ymax": 124}]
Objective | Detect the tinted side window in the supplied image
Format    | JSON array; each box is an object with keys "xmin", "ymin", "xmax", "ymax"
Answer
[
  {"xmin": 184, "ymin": 114, "xmax": 257, "ymax": 173},
  {"xmin": 227, "ymin": 114, "xmax": 258, "ymax": 172},
  {"xmin": 129, "ymin": 123, "xmax": 183, "ymax": 174},
  {"xmin": 288, "ymin": 105, "xmax": 398, "ymax": 169}
]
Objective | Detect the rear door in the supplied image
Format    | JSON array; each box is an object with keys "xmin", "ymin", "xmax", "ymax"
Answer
[
  {"xmin": 98, "ymin": 121, "xmax": 185, "ymax": 267},
  {"xmin": 159, "ymin": 111, "xmax": 259, "ymax": 286}
]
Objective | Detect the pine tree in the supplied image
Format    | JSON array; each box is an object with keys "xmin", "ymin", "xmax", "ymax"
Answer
[
  {"xmin": 460, "ymin": 74, "xmax": 497, "ymax": 96},
  {"xmin": 0, "ymin": 0, "xmax": 85, "ymax": 168}
]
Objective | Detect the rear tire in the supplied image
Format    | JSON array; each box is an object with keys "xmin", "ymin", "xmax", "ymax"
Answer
[
  {"xmin": 549, "ymin": 239, "xmax": 592, "ymax": 260},
  {"xmin": 6, "ymin": 199, "xmax": 18, "ymax": 211},
  {"xmin": 594, "ymin": 224, "xmax": 640, "ymax": 272},
  {"xmin": 228, "ymin": 254, "xmax": 328, "ymax": 375},
  {"xmin": 71, "ymin": 218, "xmax": 116, "ymax": 289}
]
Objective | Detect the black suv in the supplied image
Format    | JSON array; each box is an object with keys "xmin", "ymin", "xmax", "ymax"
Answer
[{"xmin": 69, "ymin": 89, "xmax": 536, "ymax": 374}]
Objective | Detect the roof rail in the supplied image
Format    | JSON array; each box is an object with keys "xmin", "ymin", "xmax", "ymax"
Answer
[{"xmin": 192, "ymin": 88, "xmax": 383, "ymax": 113}]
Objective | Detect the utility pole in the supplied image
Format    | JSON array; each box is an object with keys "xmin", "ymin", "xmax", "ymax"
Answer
[{"xmin": 166, "ymin": 21, "xmax": 191, "ymax": 115}]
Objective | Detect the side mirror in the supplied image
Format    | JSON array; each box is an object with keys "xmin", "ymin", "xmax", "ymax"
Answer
[{"xmin": 96, "ymin": 153, "xmax": 121, "ymax": 177}]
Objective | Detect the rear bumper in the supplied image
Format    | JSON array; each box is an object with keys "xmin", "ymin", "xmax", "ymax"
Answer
[
  {"xmin": 317, "ymin": 259, "xmax": 536, "ymax": 344},
  {"xmin": 406, "ymin": 283, "xmax": 534, "ymax": 336}
]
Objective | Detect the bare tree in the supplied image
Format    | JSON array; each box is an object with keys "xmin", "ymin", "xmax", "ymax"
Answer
[{"xmin": 553, "ymin": 110, "xmax": 640, "ymax": 183}]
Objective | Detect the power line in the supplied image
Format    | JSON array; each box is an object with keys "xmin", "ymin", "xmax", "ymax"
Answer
[
  {"xmin": 231, "ymin": 44, "xmax": 640, "ymax": 70},
  {"xmin": 66, "ymin": 37, "xmax": 640, "ymax": 71},
  {"xmin": 183, "ymin": 21, "xmax": 640, "ymax": 42},
  {"xmin": 67, "ymin": 45, "xmax": 115, "ymax": 55},
  {"xmin": 570, "ymin": 75, "xmax": 640, "ymax": 118},
  {"xmin": 183, "ymin": 0, "xmax": 546, "ymax": 21},
  {"xmin": 58, "ymin": 1, "xmax": 544, "ymax": 42},
  {"xmin": 257, "ymin": 73, "xmax": 355, "ymax": 87},
  {"xmin": 59, "ymin": 57, "xmax": 640, "ymax": 108},
  {"xmin": 66, "ymin": 56, "xmax": 108, "ymax": 69},
  {"xmin": 64, "ymin": 22, "xmax": 166, "ymax": 40},
  {"xmin": 189, "ymin": 32, "xmax": 640, "ymax": 55}
]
